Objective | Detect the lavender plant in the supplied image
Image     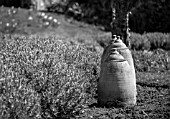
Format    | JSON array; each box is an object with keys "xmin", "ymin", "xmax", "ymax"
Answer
[{"xmin": 0, "ymin": 34, "xmax": 100, "ymax": 118}]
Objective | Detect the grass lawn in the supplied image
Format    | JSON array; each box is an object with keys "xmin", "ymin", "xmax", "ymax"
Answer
[{"xmin": 0, "ymin": 6, "xmax": 170, "ymax": 119}]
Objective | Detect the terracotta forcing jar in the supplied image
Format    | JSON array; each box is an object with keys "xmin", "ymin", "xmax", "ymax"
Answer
[
  {"xmin": 113, "ymin": 37, "xmax": 136, "ymax": 88},
  {"xmin": 98, "ymin": 37, "xmax": 136, "ymax": 107}
]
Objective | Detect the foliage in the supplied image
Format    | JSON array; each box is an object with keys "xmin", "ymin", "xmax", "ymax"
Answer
[
  {"xmin": 130, "ymin": 0, "xmax": 170, "ymax": 33},
  {"xmin": 130, "ymin": 32, "xmax": 151, "ymax": 50},
  {"xmin": 0, "ymin": 34, "xmax": 100, "ymax": 118},
  {"xmin": 132, "ymin": 49, "xmax": 170, "ymax": 72},
  {"xmin": 143, "ymin": 32, "xmax": 170, "ymax": 50},
  {"xmin": 46, "ymin": 0, "xmax": 170, "ymax": 33},
  {"xmin": 0, "ymin": 7, "xmax": 60, "ymax": 35},
  {"xmin": 95, "ymin": 32, "xmax": 170, "ymax": 51},
  {"xmin": 0, "ymin": 33, "xmax": 169, "ymax": 119},
  {"xmin": 1, "ymin": 0, "xmax": 170, "ymax": 33},
  {"xmin": 0, "ymin": 0, "xmax": 32, "ymax": 8},
  {"xmin": 71, "ymin": 32, "xmax": 170, "ymax": 73}
]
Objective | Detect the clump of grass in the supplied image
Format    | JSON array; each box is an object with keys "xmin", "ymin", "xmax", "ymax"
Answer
[
  {"xmin": 130, "ymin": 32, "xmax": 151, "ymax": 50},
  {"xmin": 0, "ymin": 34, "xmax": 100, "ymax": 118},
  {"xmin": 94, "ymin": 32, "xmax": 170, "ymax": 51},
  {"xmin": 143, "ymin": 32, "xmax": 169, "ymax": 50},
  {"xmin": 132, "ymin": 49, "xmax": 170, "ymax": 72},
  {"xmin": 130, "ymin": 32, "xmax": 170, "ymax": 51}
]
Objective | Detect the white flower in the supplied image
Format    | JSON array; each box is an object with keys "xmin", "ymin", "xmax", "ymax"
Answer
[
  {"xmin": 43, "ymin": 15, "xmax": 48, "ymax": 19},
  {"xmin": 44, "ymin": 22, "xmax": 49, "ymax": 26},
  {"xmin": 8, "ymin": 9, "xmax": 11, "ymax": 15},
  {"xmin": 53, "ymin": 19, "xmax": 58, "ymax": 23},
  {"xmin": 48, "ymin": 16, "xmax": 53, "ymax": 20},
  {"xmin": 28, "ymin": 16, "xmax": 33, "ymax": 20},
  {"xmin": 41, "ymin": 12, "xmax": 45, "ymax": 17},
  {"xmin": 6, "ymin": 23, "xmax": 10, "ymax": 27},
  {"xmin": 12, "ymin": 10, "xmax": 16, "ymax": 14},
  {"xmin": 12, "ymin": 22, "xmax": 18, "ymax": 27},
  {"xmin": 81, "ymin": 110, "xmax": 85, "ymax": 113}
]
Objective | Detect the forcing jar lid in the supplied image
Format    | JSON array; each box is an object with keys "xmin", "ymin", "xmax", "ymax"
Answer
[
  {"xmin": 111, "ymin": 38, "xmax": 127, "ymax": 49},
  {"xmin": 106, "ymin": 48, "xmax": 126, "ymax": 62}
]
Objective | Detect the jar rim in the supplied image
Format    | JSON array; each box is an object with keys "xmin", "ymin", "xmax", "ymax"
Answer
[{"xmin": 105, "ymin": 59, "xmax": 126, "ymax": 62}]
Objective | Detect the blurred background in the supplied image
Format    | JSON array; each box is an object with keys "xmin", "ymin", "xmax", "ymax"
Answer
[{"xmin": 0, "ymin": 0, "xmax": 170, "ymax": 33}]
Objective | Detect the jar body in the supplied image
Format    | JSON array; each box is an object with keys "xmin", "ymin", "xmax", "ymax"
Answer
[
  {"xmin": 98, "ymin": 60, "xmax": 136, "ymax": 107},
  {"xmin": 117, "ymin": 48, "xmax": 136, "ymax": 88}
]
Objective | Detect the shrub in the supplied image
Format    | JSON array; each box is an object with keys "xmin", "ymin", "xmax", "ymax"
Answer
[
  {"xmin": 130, "ymin": 32, "xmax": 170, "ymax": 50},
  {"xmin": 130, "ymin": 32, "xmax": 151, "ymax": 50},
  {"xmin": 0, "ymin": 34, "xmax": 100, "ymax": 118},
  {"xmin": 165, "ymin": 34, "xmax": 170, "ymax": 50},
  {"xmin": 76, "ymin": 32, "xmax": 170, "ymax": 51},
  {"xmin": 132, "ymin": 49, "xmax": 170, "ymax": 72},
  {"xmin": 143, "ymin": 32, "xmax": 169, "ymax": 50}
]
